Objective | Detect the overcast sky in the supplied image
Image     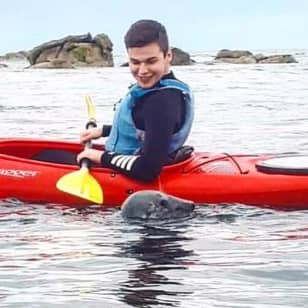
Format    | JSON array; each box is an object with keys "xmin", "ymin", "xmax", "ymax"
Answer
[{"xmin": 1, "ymin": 0, "xmax": 308, "ymax": 54}]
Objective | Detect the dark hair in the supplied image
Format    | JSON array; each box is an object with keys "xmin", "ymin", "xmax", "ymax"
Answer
[{"xmin": 124, "ymin": 19, "xmax": 169, "ymax": 55}]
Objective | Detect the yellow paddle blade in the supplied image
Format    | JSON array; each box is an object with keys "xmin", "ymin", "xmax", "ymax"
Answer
[
  {"xmin": 56, "ymin": 96, "xmax": 103, "ymax": 204},
  {"xmin": 85, "ymin": 96, "xmax": 96, "ymax": 121},
  {"xmin": 56, "ymin": 167, "xmax": 103, "ymax": 204}
]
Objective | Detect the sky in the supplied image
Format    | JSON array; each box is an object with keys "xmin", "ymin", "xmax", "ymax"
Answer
[{"xmin": 1, "ymin": 0, "xmax": 308, "ymax": 55}]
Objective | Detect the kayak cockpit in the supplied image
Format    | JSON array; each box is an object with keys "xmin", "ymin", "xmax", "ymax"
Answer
[
  {"xmin": 0, "ymin": 138, "xmax": 83, "ymax": 164},
  {"xmin": 0, "ymin": 138, "xmax": 195, "ymax": 167}
]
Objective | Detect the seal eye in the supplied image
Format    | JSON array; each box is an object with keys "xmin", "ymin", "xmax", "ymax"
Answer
[{"xmin": 160, "ymin": 199, "xmax": 168, "ymax": 206}]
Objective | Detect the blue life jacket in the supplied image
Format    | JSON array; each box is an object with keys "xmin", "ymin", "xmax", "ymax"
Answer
[{"xmin": 105, "ymin": 78, "xmax": 194, "ymax": 155}]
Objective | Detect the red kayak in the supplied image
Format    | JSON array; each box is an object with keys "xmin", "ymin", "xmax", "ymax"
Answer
[{"xmin": 1, "ymin": 138, "xmax": 308, "ymax": 210}]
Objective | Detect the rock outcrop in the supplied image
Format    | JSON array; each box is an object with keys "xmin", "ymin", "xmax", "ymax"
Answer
[
  {"xmin": 256, "ymin": 54, "xmax": 297, "ymax": 64},
  {"xmin": 171, "ymin": 47, "xmax": 195, "ymax": 65},
  {"xmin": 27, "ymin": 33, "xmax": 114, "ymax": 69},
  {"xmin": 0, "ymin": 51, "xmax": 28, "ymax": 61},
  {"xmin": 215, "ymin": 49, "xmax": 297, "ymax": 64}
]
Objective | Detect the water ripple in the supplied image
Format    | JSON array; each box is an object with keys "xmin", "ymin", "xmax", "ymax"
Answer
[{"xmin": 1, "ymin": 50, "xmax": 308, "ymax": 307}]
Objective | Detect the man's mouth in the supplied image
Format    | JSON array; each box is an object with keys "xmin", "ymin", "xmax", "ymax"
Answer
[{"xmin": 139, "ymin": 76, "xmax": 152, "ymax": 83}]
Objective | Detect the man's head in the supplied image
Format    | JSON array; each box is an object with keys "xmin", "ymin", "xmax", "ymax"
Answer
[
  {"xmin": 125, "ymin": 19, "xmax": 169, "ymax": 54},
  {"xmin": 124, "ymin": 20, "xmax": 172, "ymax": 88}
]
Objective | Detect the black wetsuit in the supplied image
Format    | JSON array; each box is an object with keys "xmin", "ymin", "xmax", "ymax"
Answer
[{"xmin": 101, "ymin": 71, "xmax": 186, "ymax": 182}]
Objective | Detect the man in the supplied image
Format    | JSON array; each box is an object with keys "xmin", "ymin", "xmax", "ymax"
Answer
[{"xmin": 77, "ymin": 19, "xmax": 194, "ymax": 182}]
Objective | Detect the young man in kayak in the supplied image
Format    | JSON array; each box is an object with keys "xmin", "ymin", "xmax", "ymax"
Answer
[{"xmin": 77, "ymin": 19, "xmax": 194, "ymax": 182}]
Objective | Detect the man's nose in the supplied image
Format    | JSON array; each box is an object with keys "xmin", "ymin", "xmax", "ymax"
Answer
[{"xmin": 139, "ymin": 63, "xmax": 148, "ymax": 74}]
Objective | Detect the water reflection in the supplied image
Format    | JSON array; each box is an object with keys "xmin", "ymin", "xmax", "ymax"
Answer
[{"xmin": 117, "ymin": 224, "xmax": 196, "ymax": 307}]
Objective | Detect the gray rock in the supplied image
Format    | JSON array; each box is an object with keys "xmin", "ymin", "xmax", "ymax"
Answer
[
  {"xmin": 94, "ymin": 33, "xmax": 113, "ymax": 66},
  {"xmin": 27, "ymin": 33, "xmax": 114, "ymax": 68},
  {"xmin": 171, "ymin": 47, "xmax": 195, "ymax": 65},
  {"xmin": 215, "ymin": 49, "xmax": 253, "ymax": 59},
  {"xmin": 214, "ymin": 49, "xmax": 297, "ymax": 64},
  {"xmin": 254, "ymin": 53, "xmax": 266, "ymax": 61},
  {"xmin": 216, "ymin": 55, "xmax": 257, "ymax": 64},
  {"xmin": 258, "ymin": 54, "xmax": 297, "ymax": 64},
  {"xmin": 31, "ymin": 58, "xmax": 74, "ymax": 69},
  {"xmin": 0, "ymin": 51, "xmax": 28, "ymax": 60}
]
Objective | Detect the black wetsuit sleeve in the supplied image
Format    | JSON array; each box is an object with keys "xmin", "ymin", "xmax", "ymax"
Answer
[{"xmin": 100, "ymin": 89, "xmax": 184, "ymax": 182}]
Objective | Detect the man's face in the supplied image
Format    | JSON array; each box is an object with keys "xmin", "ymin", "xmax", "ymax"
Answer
[{"xmin": 127, "ymin": 42, "xmax": 172, "ymax": 88}]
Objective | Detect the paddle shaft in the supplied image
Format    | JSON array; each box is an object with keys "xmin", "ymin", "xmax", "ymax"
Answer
[{"xmin": 81, "ymin": 120, "xmax": 97, "ymax": 168}]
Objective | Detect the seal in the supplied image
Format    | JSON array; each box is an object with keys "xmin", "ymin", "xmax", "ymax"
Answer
[{"xmin": 121, "ymin": 190, "xmax": 195, "ymax": 220}]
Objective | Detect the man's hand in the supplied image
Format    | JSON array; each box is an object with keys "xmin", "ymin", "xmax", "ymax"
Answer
[
  {"xmin": 80, "ymin": 127, "xmax": 103, "ymax": 145},
  {"xmin": 77, "ymin": 148, "xmax": 104, "ymax": 165}
]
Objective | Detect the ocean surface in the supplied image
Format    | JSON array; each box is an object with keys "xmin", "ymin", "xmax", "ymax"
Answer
[{"xmin": 1, "ymin": 49, "xmax": 308, "ymax": 307}]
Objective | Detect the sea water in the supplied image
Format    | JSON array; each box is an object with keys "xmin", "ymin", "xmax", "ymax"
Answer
[{"xmin": 0, "ymin": 49, "xmax": 308, "ymax": 307}]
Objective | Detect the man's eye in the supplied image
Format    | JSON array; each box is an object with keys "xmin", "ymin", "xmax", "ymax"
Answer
[{"xmin": 130, "ymin": 60, "xmax": 140, "ymax": 65}]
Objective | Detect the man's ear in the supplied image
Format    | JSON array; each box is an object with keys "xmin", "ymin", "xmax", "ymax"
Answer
[{"xmin": 167, "ymin": 48, "xmax": 173, "ymax": 63}]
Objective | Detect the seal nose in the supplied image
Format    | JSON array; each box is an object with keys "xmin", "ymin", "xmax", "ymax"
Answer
[{"xmin": 171, "ymin": 201, "xmax": 194, "ymax": 216}]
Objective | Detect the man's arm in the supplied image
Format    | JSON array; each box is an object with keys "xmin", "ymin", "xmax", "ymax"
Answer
[{"xmin": 101, "ymin": 89, "xmax": 183, "ymax": 182}]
